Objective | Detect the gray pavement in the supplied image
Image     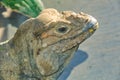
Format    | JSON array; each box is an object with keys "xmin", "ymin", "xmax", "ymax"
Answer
[{"xmin": 42, "ymin": 0, "xmax": 120, "ymax": 80}]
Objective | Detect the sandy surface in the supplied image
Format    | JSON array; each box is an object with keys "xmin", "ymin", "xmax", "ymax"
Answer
[{"xmin": 42, "ymin": 0, "xmax": 120, "ymax": 80}]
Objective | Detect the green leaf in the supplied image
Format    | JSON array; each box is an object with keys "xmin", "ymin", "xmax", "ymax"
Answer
[{"xmin": 1, "ymin": 0, "xmax": 44, "ymax": 17}]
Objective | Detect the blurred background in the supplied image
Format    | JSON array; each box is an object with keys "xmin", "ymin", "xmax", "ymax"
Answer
[{"xmin": 0, "ymin": 0, "xmax": 120, "ymax": 80}]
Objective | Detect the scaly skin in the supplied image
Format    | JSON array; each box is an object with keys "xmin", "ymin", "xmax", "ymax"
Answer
[{"xmin": 0, "ymin": 8, "xmax": 98, "ymax": 80}]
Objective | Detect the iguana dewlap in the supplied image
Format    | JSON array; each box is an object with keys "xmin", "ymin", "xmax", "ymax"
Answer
[{"xmin": 0, "ymin": 8, "xmax": 98, "ymax": 80}]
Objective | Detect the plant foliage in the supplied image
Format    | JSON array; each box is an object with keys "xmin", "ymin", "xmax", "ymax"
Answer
[{"xmin": 1, "ymin": 0, "xmax": 44, "ymax": 17}]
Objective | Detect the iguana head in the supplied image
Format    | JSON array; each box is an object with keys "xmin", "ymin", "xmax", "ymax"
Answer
[
  {"xmin": 11, "ymin": 8, "xmax": 98, "ymax": 78},
  {"xmin": 34, "ymin": 8, "xmax": 98, "ymax": 52}
]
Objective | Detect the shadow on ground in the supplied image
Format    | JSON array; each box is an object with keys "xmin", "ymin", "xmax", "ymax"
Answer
[{"xmin": 58, "ymin": 50, "xmax": 88, "ymax": 80}]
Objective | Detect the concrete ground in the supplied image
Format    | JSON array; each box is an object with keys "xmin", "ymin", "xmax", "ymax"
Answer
[
  {"xmin": 0, "ymin": 0, "xmax": 120, "ymax": 80},
  {"xmin": 42, "ymin": 0, "xmax": 120, "ymax": 80}
]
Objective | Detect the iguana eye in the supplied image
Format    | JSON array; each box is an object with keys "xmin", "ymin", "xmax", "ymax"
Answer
[
  {"xmin": 55, "ymin": 24, "xmax": 71, "ymax": 35},
  {"xmin": 57, "ymin": 26, "xmax": 68, "ymax": 33}
]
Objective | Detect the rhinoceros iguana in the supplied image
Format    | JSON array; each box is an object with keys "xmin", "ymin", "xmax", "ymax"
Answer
[{"xmin": 0, "ymin": 8, "xmax": 98, "ymax": 80}]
